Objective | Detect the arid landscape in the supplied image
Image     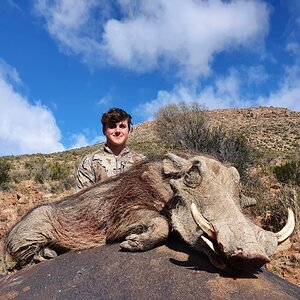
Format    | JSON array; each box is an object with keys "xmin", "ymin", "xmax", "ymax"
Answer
[
  {"xmin": 131, "ymin": 106, "xmax": 300, "ymax": 153},
  {"xmin": 0, "ymin": 106, "xmax": 299, "ymax": 286}
]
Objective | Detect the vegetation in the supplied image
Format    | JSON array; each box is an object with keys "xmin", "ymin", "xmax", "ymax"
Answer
[
  {"xmin": 0, "ymin": 106, "xmax": 299, "ymax": 284},
  {"xmin": 246, "ymin": 172, "xmax": 299, "ymax": 233},
  {"xmin": 155, "ymin": 102, "xmax": 255, "ymax": 175},
  {"xmin": 273, "ymin": 160, "xmax": 300, "ymax": 186},
  {"xmin": 0, "ymin": 158, "xmax": 11, "ymax": 188},
  {"xmin": 155, "ymin": 102, "xmax": 209, "ymax": 151},
  {"xmin": 0, "ymin": 154, "xmax": 76, "ymax": 193}
]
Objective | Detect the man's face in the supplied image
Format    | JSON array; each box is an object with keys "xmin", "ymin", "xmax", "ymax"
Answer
[{"xmin": 104, "ymin": 119, "xmax": 129, "ymax": 148}]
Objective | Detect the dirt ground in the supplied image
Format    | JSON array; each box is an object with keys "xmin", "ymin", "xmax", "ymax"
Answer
[
  {"xmin": 265, "ymin": 234, "xmax": 300, "ymax": 286},
  {"xmin": 0, "ymin": 181, "xmax": 299, "ymax": 287}
]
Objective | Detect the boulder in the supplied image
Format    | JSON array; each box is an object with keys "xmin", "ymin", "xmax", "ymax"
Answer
[{"xmin": 0, "ymin": 240, "xmax": 299, "ymax": 300}]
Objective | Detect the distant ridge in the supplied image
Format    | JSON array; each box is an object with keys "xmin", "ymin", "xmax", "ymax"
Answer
[
  {"xmin": 2, "ymin": 106, "xmax": 299, "ymax": 159},
  {"xmin": 130, "ymin": 106, "xmax": 300, "ymax": 154}
]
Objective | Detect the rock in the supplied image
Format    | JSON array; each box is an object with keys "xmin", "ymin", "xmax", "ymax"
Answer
[
  {"xmin": 0, "ymin": 240, "xmax": 299, "ymax": 300},
  {"xmin": 0, "ymin": 216, "xmax": 7, "ymax": 222},
  {"xmin": 17, "ymin": 196, "xmax": 27, "ymax": 205}
]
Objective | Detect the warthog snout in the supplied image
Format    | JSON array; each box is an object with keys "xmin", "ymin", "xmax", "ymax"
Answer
[
  {"xmin": 228, "ymin": 253, "xmax": 270, "ymax": 272},
  {"xmin": 227, "ymin": 251, "xmax": 270, "ymax": 272}
]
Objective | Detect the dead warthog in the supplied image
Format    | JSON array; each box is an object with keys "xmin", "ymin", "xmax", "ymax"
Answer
[{"xmin": 5, "ymin": 153, "xmax": 295, "ymax": 272}]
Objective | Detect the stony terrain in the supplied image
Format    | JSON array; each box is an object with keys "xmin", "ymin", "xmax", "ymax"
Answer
[
  {"xmin": 130, "ymin": 106, "xmax": 300, "ymax": 154},
  {"xmin": 207, "ymin": 107, "xmax": 300, "ymax": 153},
  {"xmin": 0, "ymin": 106, "xmax": 299, "ymax": 286}
]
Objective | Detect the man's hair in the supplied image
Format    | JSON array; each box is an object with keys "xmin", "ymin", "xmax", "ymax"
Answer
[{"xmin": 101, "ymin": 108, "xmax": 132, "ymax": 133}]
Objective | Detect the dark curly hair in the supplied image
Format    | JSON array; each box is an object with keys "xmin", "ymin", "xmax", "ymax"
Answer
[{"xmin": 101, "ymin": 108, "xmax": 132, "ymax": 133}]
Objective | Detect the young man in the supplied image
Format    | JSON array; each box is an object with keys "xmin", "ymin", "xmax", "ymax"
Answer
[{"xmin": 76, "ymin": 108, "xmax": 145, "ymax": 191}]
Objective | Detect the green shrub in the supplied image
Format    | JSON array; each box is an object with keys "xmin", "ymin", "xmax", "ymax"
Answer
[
  {"xmin": 34, "ymin": 172, "xmax": 44, "ymax": 184},
  {"xmin": 155, "ymin": 102, "xmax": 255, "ymax": 174},
  {"xmin": 0, "ymin": 159, "xmax": 11, "ymax": 186},
  {"xmin": 32, "ymin": 158, "xmax": 48, "ymax": 184},
  {"xmin": 204, "ymin": 127, "xmax": 253, "ymax": 174},
  {"xmin": 155, "ymin": 102, "xmax": 209, "ymax": 151},
  {"xmin": 49, "ymin": 162, "xmax": 70, "ymax": 181},
  {"xmin": 62, "ymin": 176, "xmax": 75, "ymax": 190},
  {"xmin": 273, "ymin": 160, "xmax": 300, "ymax": 186},
  {"xmin": 256, "ymin": 187, "xmax": 299, "ymax": 233},
  {"xmin": 24, "ymin": 161, "xmax": 33, "ymax": 170},
  {"xmin": 50, "ymin": 176, "xmax": 75, "ymax": 194}
]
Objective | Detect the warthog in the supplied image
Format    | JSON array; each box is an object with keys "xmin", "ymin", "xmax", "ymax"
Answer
[{"xmin": 5, "ymin": 153, "xmax": 295, "ymax": 272}]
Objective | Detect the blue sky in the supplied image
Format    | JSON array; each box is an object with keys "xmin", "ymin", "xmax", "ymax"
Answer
[{"xmin": 0, "ymin": 0, "xmax": 299, "ymax": 156}]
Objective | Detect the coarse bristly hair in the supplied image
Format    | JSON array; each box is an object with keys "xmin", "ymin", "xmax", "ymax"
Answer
[{"xmin": 5, "ymin": 157, "xmax": 172, "ymax": 267}]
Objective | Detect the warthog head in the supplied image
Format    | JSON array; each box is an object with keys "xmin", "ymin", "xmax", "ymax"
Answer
[{"xmin": 164, "ymin": 153, "xmax": 295, "ymax": 272}]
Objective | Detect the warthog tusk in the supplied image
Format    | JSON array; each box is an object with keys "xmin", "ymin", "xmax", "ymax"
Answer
[
  {"xmin": 191, "ymin": 203, "xmax": 216, "ymax": 240},
  {"xmin": 201, "ymin": 235, "xmax": 216, "ymax": 253},
  {"xmin": 276, "ymin": 208, "xmax": 295, "ymax": 243}
]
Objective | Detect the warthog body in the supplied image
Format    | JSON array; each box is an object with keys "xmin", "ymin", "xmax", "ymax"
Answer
[{"xmin": 5, "ymin": 153, "xmax": 294, "ymax": 272}]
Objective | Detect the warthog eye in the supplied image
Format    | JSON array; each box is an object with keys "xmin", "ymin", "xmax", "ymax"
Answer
[{"xmin": 184, "ymin": 165, "xmax": 202, "ymax": 188}]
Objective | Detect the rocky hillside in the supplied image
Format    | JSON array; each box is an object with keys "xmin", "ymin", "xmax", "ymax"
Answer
[
  {"xmin": 0, "ymin": 106, "xmax": 299, "ymax": 286},
  {"xmin": 207, "ymin": 107, "xmax": 300, "ymax": 153},
  {"xmin": 130, "ymin": 106, "xmax": 300, "ymax": 155}
]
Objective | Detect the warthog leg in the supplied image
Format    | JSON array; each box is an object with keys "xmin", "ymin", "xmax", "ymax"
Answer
[
  {"xmin": 5, "ymin": 205, "xmax": 57, "ymax": 266},
  {"xmin": 120, "ymin": 215, "xmax": 169, "ymax": 251}
]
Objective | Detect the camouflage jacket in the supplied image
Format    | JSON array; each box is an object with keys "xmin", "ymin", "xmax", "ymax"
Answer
[{"xmin": 76, "ymin": 145, "xmax": 145, "ymax": 191}]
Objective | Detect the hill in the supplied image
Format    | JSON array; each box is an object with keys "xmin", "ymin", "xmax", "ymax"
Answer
[
  {"xmin": 0, "ymin": 106, "xmax": 299, "ymax": 286},
  {"xmin": 130, "ymin": 106, "xmax": 300, "ymax": 155}
]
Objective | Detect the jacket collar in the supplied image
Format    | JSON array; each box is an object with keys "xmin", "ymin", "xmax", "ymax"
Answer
[{"xmin": 104, "ymin": 144, "xmax": 130, "ymax": 157}]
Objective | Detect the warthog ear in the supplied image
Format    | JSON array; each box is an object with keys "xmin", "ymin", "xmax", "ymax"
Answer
[
  {"xmin": 184, "ymin": 163, "xmax": 202, "ymax": 188},
  {"xmin": 163, "ymin": 153, "xmax": 188, "ymax": 175}
]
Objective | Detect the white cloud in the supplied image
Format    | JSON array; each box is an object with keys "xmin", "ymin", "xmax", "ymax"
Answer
[
  {"xmin": 257, "ymin": 40, "xmax": 300, "ymax": 111},
  {"xmin": 135, "ymin": 70, "xmax": 251, "ymax": 119},
  {"xmin": 33, "ymin": 0, "xmax": 105, "ymax": 65},
  {"xmin": 286, "ymin": 42, "xmax": 300, "ymax": 57},
  {"xmin": 69, "ymin": 133, "xmax": 90, "ymax": 149},
  {"xmin": 136, "ymin": 59, "xmax": 300, "ymax": 120},
  {"xmin": 97, "ymin": 95, "xmax": 112, "ymax": 107},
  {"xmin": 103, "ymin": 0, "xmax": 269, "ymax": 79},
  {"xmin": 135, "ymin": 85, "xmax": 200, "ymax": 119},
  {"xmin": 5, "ymin": 0, "xmax": 23, "ymax": 12},
  {"xmin": 69, "ymin": 133, "xmax": 105, "ymax": 149},
  {"xmin": 0, "ymin": 58, "xmax": 22, "ymax": 85},
  {"xmin": 0, "ymin": 60, "xmax": 64, "ymax": 156},
  {"xmin": 257, "ymin": 81, "xmax": 300, "ymax": 111},
  {"xmin": 34, "ymin": 0, "xmax": 269, "ymax": 79},
  {"xmin": 247, "ymin": 66, "xmax": 269, "ymax": 85}
]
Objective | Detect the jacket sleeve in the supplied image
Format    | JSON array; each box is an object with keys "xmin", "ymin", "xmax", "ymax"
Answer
[{"xmin": 75, "ymin": 154, "xmax": 97, "ymax": 191}]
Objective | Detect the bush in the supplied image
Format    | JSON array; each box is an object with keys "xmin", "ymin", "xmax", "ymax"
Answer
[
  {"xmin": 155, "ymin": 102, "xmax": 210, "ymax": 151},
  {"xmin": 273, "ymin": 160, "xmax": 300, "ymax": 186},
  {"xmin": 204, "ymin": 127, "xmax": 253, "ymax": 174},
  {"xmin": 49, "ymin": 162, "xmax": 70, "ymax": 181},
  {"xmin": 0, "ymin": 159, "xmax": 11, "ymax": 186},
  {"xmin": 34, "ymin": 172, "xmax": 45, "ymax": 184},
  {"xmin": 32, "ymin": 157, "xmax": 49, "ymax": 184},
  {"xmin": 253, "ymin": 186, "xmax": 299, "ymax": 233},
  {"xmin": 155, "ymin": 103, "xmax": 255, "ymax": 174},
  {"xmin": 50, "ymin": 176, "xmax": 75, "ymax": 194}
]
